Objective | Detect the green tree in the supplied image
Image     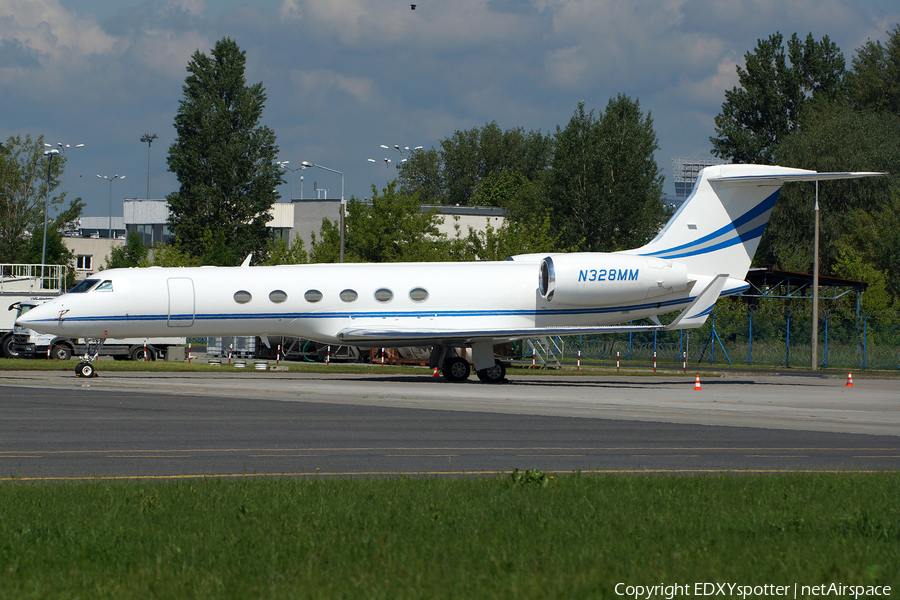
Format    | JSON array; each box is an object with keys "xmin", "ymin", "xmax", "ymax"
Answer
[
  {"xmin": 761, "ymin": 103, "xmax": 900, "ymax": 278},
  {"xmin": 309, "ymin": 218, "xmax": 342, "ymax": 264},
  {"xmin": 23, "ymin": 200, "xmax": 83, "ymax": 288},
  {"xmin": 711, "ymin": 32, "xmax": 845, "ymax": 164},
  {"xmin": 166, "ymin": 37, "xmax": 283, "ymax": 266},
  {"xmin": 105, "ymin": 231, "xmax": 148, "ymax": 269},
  {"xmin": 146, "ymin": 242, "xmax": 202, "ymax": 268},
  {"xmin": 872, "ymin": 190, "xmax": 900, "ymax": 301},
  {"xmin": 845, "ymin": 24, "xmax": 900, "ymax": 114},
  {"xmin": 262, "ymin": 236, "xmax": 308, "ymax": 265},
  {"xmin": 0, "ymin": 134, "xmax": 67, "ymax": 263},
  {"xmin": 464, "ymin": 214, "xmax": 564, "ymax": 261},
  {"xmin": 545, "ymin": 97, "xmax": 665, "ymax": 252},
  {"xmin": 399, "ymin": 121, "xmax": 553, "ymax": 206},
  {"xmin": 309, "ymin": 183, "xmax": 449, "ymax": 263},
  {"xmin": 398, "ymin": 147, "xmax": 445, "ymax": 204}
]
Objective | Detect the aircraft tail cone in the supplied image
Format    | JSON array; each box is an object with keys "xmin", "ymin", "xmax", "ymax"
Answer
[
  {"xmin": 846, "ymin": 372, "xmax": 854, "ymax": 387},
  {"xmin": 432, "ymin": 367, "xmax": 440, "ymax": 378},
  {"xmin": 694, "ymin": 375, "xmax": 702, "ymax": 391}
]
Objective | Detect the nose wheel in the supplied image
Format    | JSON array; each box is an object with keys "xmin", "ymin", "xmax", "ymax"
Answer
[{"xmin": 75, "ymin": 362, "xmax": 96, "ymax": 378}]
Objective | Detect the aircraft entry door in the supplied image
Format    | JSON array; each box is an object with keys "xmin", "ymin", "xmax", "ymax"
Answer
[{"xmin": 167, "ymin": 277, "xmax": 195, "ymax": 327}]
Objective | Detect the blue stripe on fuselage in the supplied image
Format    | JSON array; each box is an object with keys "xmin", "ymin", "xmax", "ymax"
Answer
[{"xmin": 30, "ymin": 285, "xmax": 749, "ymax": 327}]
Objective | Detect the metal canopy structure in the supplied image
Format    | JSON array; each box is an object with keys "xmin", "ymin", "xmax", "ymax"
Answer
[{"xmin": 740, "ymin": 267, "xmax": 868, "ymax": 313}]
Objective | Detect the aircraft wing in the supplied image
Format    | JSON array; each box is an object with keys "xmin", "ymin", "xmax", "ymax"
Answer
[{"xmin": 336, "ymin": 275, "xmax": 730, "ymax": 344}]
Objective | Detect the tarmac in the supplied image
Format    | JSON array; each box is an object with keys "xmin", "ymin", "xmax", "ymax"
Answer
[{"xmin": 1, "ymin": 367, "xmax": 897, "ymax": 479}]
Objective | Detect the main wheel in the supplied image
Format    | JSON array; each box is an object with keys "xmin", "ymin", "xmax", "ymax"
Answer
[
  {"xmin": 442, "ymin": 356, "xmax": 471, "ymax": 382},
  {"xmin": 130, "ymin": 346, "xmax": 155, "ymax": 361},
  {"xmin": 51, "ymin": 344, "xmax": 72, "ymax": 361},
  {"xmin": 75, "ymin": 362, "xmax": 94, "ymax": 378},
  {"xmin": 476, "ymin": 360, "xmax": 506, "ymax": 383},
  {"xmin": 1, "ymin": 333, "xmax": 19, "ymax": 359}
]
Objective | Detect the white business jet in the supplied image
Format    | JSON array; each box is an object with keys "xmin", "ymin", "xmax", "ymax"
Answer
[{"xmin": 17, "ymin": 164, "xmax": 880, "ymax": 381}]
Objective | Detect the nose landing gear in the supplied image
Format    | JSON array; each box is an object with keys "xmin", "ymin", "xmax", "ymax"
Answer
[{"xmin": 75, "ymin": 338, "xmax": 104, "ymax": 378}]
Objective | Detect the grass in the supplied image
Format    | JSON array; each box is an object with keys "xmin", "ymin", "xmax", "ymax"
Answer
[{"xmin": 0, "ymin": 474, "xmax": 897, "ymax": 598}]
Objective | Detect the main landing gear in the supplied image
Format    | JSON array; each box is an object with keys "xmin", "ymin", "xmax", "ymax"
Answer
[
  {"xmin": 476, "ymin": 360, "xmax": 506, "ymax": 384},
  {"xmin": 440, "ymin": 356, "xmax": 507, "ymax": 384}
]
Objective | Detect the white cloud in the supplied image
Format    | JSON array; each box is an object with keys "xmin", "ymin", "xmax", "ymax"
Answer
[
  {"xmin": 293, "ymin": 0, "xmax": 541, "ymax": 50},
  {"xmin": 663, "ymin": 54, "xmax": 741, "ymax": 109},
  {"xmin": 0, "ymin": 0, "xmax": 117, "ymax": 58},
  {"xmin": 288, "ymin": 68, "xmax": 378, "ymax": 106},
  {"xmin": 163, "ymin": 0, "xmax": 206, "ymax": 18},
  {"xmin": 278, "ymin": 0, "xmax": 303, "ymax": 21},
  {"xmin": 127, "ymin": 29, "xmax": 211, "ymax": 80}
]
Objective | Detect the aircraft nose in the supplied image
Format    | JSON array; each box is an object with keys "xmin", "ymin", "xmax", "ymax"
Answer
[{"xmin": 15, "ymin": 303, "xmax": 62, "ymax": 334}]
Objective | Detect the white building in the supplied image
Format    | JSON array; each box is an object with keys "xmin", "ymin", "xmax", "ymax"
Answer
[{"xmin": 63, "ymin": 197, "xmax": 507, "ymax": 277}]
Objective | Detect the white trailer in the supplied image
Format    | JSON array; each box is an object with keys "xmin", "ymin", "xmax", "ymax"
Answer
[{"xmin": 1, "ymin": 264, "xmax": 65, "ymax": 358}]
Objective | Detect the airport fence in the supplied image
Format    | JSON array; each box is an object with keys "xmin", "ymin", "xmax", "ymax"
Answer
[{"xmin": 553, "ymin": 305, "xmax": 900, "ymax": 371}]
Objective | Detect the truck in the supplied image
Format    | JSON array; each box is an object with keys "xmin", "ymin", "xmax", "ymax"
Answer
[
  {"xmin": 12, "ymin": 300, "xmax": 186, "ymax": 361},
  {"xmin": 1, "ymin": 263, "xmax": 66, "ymax": 358}
]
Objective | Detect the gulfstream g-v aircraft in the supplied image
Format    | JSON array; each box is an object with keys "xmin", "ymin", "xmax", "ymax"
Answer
[{"xmin": 17, "ymin": 164, "xmax": 880, "ymax": 381}]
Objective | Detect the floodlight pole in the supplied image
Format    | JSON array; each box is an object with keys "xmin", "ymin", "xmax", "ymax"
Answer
[
  {"xmin": 811, "ymin": 181, "xmax": 819, "ymax": 371},
  {"xmin": 141, "ymin": 134, "xmax": 157, "ymax": 200},
  {"xmin": 97, "ymin": 174, "xmax": 124, "ymax": 238},
  {"xmin": 276, "ymin": 161, "xmax": 305, "ymax": 201},
  {"xmin": 55, "ymin": 142, "xmax": 84, "ymax": 201},
  {"xmin": 301, "ymin": 161, "xmax": 344, "ymax": 263},
  {"xmin": 40, "ymin": 148, "xmax": 60, "ymax": 268}
]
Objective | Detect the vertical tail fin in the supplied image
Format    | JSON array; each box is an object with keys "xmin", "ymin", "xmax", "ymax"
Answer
[{"xmin": 633, "ymin": 165, "xmax": 882, "ymax": 280}]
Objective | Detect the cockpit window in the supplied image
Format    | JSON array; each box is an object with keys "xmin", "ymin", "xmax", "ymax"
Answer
[
  {"xmin": 68, "ymin": 279, "xmax": 100, "ymax": 293},
  {"xmin": 15, "ymin": 304, "xmax": 35, "ymax": 318},
  {"xmin": 95, "ymin": 280, "xmax": 113, "ymax": 292}
]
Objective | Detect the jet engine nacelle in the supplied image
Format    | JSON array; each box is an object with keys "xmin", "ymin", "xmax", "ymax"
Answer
[{"xmin": 538, "ymin": 253, "xmax": 691, "ymax": 306}]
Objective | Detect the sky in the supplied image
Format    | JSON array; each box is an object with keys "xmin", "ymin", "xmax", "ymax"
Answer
[{"xmin": 2, "ymin": 0, "xmax": 899, "ymax": 221}]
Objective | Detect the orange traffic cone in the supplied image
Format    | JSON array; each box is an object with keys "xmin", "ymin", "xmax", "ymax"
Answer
[
  {"xmin": 694, "ymin": 375, "xmax": 702, "ymax": 391},
  {"xmin": 846, "ymin": 372, "xmax": 854, "ymax": 387},
  {"xmin": 432, "ymin": 367, "xmax": 440, "ymax": 377}
]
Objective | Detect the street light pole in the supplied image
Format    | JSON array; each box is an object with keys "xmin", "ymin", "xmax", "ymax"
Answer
[
  {"xmin": 40, "ymin": 147, "xmax": 60, "ymax": 268},
  {"xmin": 141, "ymin": 134, "xmax": 157, "ymax": 200},
  {"xmin": 55, "ymin": 142, "xmax": 84, "ymax": 201},
  {"xmin": 276, "ymin": 161, "xmax": 305, "ymax": 201},
  {"xmin": 379, "ymin": 144, "xmax": 422, "ymax": 190},
  {"xmin": 811, "ymin": 181, "xmax": 819, "ymax": 371},
  {"xmin": 97, "ymin": 174, "xmax": 124, "ymax": 238},
  {"xmin": 301, "ymin": 161, "xmax": 344, "ymax": 263}
]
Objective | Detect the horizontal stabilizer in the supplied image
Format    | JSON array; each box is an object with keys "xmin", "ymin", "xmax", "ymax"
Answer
[
  {"xmin": 663, "ymin": 274, "xmax": 729, "ymax": 330},
  {"xmin": 707, "ymin": 171, "xmax": 883, "ymax": 184}
]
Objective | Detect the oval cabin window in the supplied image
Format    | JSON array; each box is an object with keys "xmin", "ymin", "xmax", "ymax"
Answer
[
  {"xmin": 269, "ymin": 290, "xmax": 288, "ymax": 303},
  {"xmin": 409, "ymin": 287, "xmax": 429, "ymax": 302},
  {"xmin": 304, "ymin": 290, "xmax": 323, "ymax": 303},
  {"xmin": 339, "ymin": 289, "xmax": 358, "ymax": 303},
  {"xmin": 234, "ymin": 290, "xmax": 252, "ymax": 304},
  {"xmin": 374, "ymin": 288, "xmax": 393, "ymax": 303}
]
